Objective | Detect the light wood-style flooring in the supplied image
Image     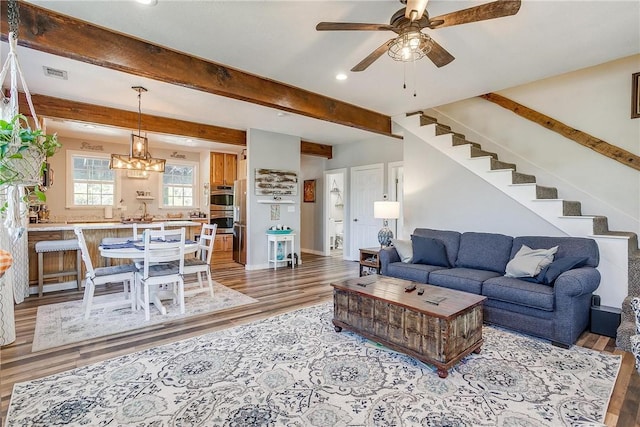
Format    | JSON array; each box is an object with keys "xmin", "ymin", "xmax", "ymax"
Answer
[{"xmin": 1, "ymin": 253, "xmax": 639, "ymax": 426}]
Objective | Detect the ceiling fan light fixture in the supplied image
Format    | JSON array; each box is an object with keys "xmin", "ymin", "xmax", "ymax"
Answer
[{"xmin": 388, "ymin": 31, "xmax": 432, "ymax": 63}]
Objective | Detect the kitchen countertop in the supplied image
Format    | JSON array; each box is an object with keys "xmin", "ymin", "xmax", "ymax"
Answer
[{"xmin": 28, "ymin": 220, "xmax": 204, "ymax": 232}]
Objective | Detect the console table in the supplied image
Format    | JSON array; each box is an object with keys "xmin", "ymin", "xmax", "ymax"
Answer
[{"xmin": 267, "ymin": 233, "xmax": 295, "ymax": 270}]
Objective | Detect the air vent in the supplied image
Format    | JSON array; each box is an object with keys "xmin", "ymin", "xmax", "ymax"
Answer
[{"xmin": 42, "ymin": 66, "xmax": 68, "ymax": 80}]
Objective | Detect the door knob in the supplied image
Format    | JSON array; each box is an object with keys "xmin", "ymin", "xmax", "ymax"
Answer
[{"xmin": 354, "ymin": 218, "xmax": 358, "ymax": 222}]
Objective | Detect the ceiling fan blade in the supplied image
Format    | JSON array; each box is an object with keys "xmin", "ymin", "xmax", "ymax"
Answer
[
  {"xmin": 405, "ymin": 0, "xmax": 429, "ymax": 21},
  {"xmin": 351, "ymin": 39, "xmax": 394, "ymax": 72},
  {"xmin": 429, "ymin": 0, "xmax": 521, "ymax": 29},
  {"xmin": 316, "ymin": 22, "xmax": 394, "ymax": 31},
  {"xmin": 426, "ymin": 39, "xmax": 455, "ymax": 68}
]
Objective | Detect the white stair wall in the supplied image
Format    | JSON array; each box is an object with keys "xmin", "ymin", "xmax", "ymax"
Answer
[{"xmin": 394, "ymin": 113, "xmax": 629, "ymax": 307}]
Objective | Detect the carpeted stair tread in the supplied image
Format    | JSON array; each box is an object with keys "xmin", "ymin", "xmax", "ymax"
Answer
[
  {"xmin": 452, "ymin": 134, "xmax": 480, "ymax": 148},
  {"xmin": 435, "ymin": 123, "xmax": 453, "ymax": 135},
  {"xmin": 590, "ymin": 215, "xmax": 608, "ymax": 234},
  {"xmin": 490, "ymin": 158, "xmax": 516, "ymax": 171},
  {"xmin": 535, "ymin": 185, "xmax": 559, "ymax": 199},
  {"xmin": 562, "ymin": 201, "xmax": 582, "ymax": 216},
  {"xmin": 512, "ymin": 172, "xmax": 536, "ymax": 184},
  {"xmin": 419, "ymin": 114, "xmax": 438, "ymax": 126},
  {"xmin": 470, "ymin": 146, "xmax": 498, "ymax": 159},
  {"xmin": 406, "ymin": 110, "xmax": 424, "ymax": 117}
]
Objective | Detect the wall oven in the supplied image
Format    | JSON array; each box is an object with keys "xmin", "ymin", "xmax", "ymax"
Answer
[
  {"xmin": 210, "ymin": 209, "xmax": 234, "ymax": 234},
  {"xmin": 210, "ymin": 185, "xmax": 233, "ymax": 209}
]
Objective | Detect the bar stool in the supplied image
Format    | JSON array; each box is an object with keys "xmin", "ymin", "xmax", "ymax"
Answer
[{"xmin": 35, "ymin": 239, "xmax": 82, "ymax": 297}]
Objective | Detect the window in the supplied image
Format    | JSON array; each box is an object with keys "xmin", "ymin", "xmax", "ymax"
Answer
[
  {"xmin": 68, "ymin": 153, "xmax": 115, "ymax": 207},
  {"xmin": 162, "ymin": 162, "xmax": 196, "ymax": 208}
]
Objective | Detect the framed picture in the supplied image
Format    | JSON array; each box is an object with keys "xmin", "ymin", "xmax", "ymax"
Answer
[
  {"xmin": 632, "ymin": 72, "xmax": 640, "ymax": 119},
  {"xmin": 255, "ymin": 168, "xmax": 298, "ymax": 196},
  {"xmin": 303, "ymin": 179, "xmax": 316, "ymax": 203}
]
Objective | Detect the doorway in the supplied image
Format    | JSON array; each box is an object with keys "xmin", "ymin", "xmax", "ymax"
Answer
[
  {"xmin": 349, "ymin": 163, "xmax": 384, "ymax": 260},
  {"xmin": 324, "ymin": 169, "xmax": 346, "ymax": 258}
]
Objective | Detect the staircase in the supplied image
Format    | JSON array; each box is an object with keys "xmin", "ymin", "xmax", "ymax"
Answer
[{"xmin": 394, "ymin": 112, "xmax": 639, "ymax": 351}]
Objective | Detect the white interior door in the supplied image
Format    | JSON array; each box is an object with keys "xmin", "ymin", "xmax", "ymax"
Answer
[
  {"xmin": 389, "ymin": 161, "xmax": 404, "ymax": 239},
  {"xmin": 349, "ymin": 164, "xmax": 384, "ymax": 260}
]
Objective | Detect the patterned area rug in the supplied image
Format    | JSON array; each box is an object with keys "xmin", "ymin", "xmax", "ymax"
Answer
[
  {"xmin": 31, "ymin": 281, "xmax": 257, "ymax": 352},
  {"xmin": 12, "ymin": 302, "xmax": 620, "ymax": 426}
]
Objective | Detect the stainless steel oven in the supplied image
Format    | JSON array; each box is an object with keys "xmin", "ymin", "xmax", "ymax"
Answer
[
  {"xmin": 210, "ymin": 185, "xmax": 233, "ymax": 209},
  {"xmin": 210, "ymin": 208, "xmax": 234, "ymax": 234}
]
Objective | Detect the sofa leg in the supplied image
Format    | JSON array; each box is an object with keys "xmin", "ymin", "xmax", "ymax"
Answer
[{"xmin": 551, "ymin": 341, "xmax": 570, "ymax": 349}]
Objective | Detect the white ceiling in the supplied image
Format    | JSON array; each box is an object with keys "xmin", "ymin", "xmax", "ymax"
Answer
[{"xmin": 2, "ymin": 0, "xmax": 639, "ymax": 153}]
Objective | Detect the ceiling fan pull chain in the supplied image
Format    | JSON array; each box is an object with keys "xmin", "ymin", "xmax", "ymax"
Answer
[
  {"xmin": 403, "ymin": 62, "xmax": 407, "ymax": 90},
  {"xmin": 413, "ymin": 57, "xmax": 417, "ymax": 97}
]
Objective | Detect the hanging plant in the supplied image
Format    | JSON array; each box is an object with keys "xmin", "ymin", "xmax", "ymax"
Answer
[{"xmin": 0, "ymin": 113, "xmax": 60, "ymax": 211}]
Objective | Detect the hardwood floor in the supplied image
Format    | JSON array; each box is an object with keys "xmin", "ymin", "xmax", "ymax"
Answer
[{"xmin": 1, "ymin": 253, "xmax": 639, "ymax": 426}]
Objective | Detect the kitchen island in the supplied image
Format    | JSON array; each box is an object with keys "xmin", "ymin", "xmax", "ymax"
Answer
[{"xmin": 27, "ymin": 221, "xmax": 203, "ymax": 293}]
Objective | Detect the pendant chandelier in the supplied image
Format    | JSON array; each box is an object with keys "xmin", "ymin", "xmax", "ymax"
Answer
[{"xmin": 110, "ymin": 86, "xmax": 166, "ymax": 172}]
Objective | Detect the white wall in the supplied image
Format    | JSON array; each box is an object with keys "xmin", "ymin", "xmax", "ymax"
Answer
[
  {"xmin": 300, "ymin": 155, "xmax": 325, "ymax": 254},
  {"xmin": 403, "ymin": 131, "xmax": 564, "ymax": 238},
  {"xmin": 246, "ymin": 129, "xmax": 301, "ymax": 269},
  {"xmin": 326, "ymin": 136, "xmax": 403, "ymax": 256},
  {"xmin": 429, "ymin": 54, "xmax": 640, "ymax": 236}
]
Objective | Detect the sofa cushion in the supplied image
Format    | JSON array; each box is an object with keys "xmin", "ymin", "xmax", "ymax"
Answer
[
  {"xmin": 537, "ymin": 256, "xmax": 589, "ymax": 285},
  {"xmin": 482, "ymin": 276, "xmax": 555, "ymax": 311},
  {"xmin": 455, "ymin": 232, "xmax": 513, "ymax": 274},
  {"xmin": 411, "ymin": 235, "xmax": 449, "ymax": 267},
  {"xmin": 511, "ymin": 236, "xmax": 599, "ymax": 267},
  {"xmin": 413, "ymin": 228, "xmax": 461, "ymax": 268},
  {"xmin": 505, "ymin": 244, "xmax": 558, "ymax": 278},
  {"xmin": 391, "ymin": 239, "xmax": 413, "ymax": 263},
  {"xmin": 386, "ymin": 262, "xmax": 443, "ymax": 284},
  {"xmin": 428, "ymin": 268, "xmax": 501, "ymax": 294}
]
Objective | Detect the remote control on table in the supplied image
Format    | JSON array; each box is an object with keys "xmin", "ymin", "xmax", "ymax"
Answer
[
  {"xmin": 404, "ymin": 283, "xmax": 417, "ymax": 292},
  {"xmin": 417, "ymin": 288, "xmax": 425, "ymax": 295}
]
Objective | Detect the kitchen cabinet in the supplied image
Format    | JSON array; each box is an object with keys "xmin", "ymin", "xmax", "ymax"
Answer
[
  {"xmin": 214, "ymin": 234, "xmax": 233, "ymax": 258},
  {"xmin": 210, "ymin": 152, "xmax": 237, "ymax": 186}
]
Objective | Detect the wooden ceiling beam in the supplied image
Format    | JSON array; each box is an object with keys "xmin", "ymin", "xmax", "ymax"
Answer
[
  {"xmin": 1, "ymin": 1, "xmax": 394, "ymax": 140},
  {"xmin": 18, "ymin": 93, "xmax": 247, "ymax": 146},
  {"xmin": 17, "ymin": 93, "xmax": 333, "ymax": 158}
]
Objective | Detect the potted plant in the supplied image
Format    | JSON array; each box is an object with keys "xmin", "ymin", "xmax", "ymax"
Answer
[{"xmin": 0, "ymin": 113, "xmax": 60, "ymax": 211}]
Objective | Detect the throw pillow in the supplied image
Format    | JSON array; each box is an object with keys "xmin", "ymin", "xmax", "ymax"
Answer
[
  {"xmin": 505, "ymin": 244, "xmax": 558, "ymax": 278},
  {"xmin": 391, "ymin": 239, "xmax": 413, "ymax": 263},
  {"xmin": 410, "ymin": 235, "xmax": 449, "ymax": 267},
  {"xmin": 537, "ymin": 256, "xmax": 589, "ymax": 285},
  {"xmin": 631, "ymin": 297, "xmax": 640, "ymax": 335}
]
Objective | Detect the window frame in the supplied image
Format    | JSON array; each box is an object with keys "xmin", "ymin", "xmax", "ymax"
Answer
[
  {"xmin": 158, "ymin": 159, "xmax": 199, "ymax": 210},
  {"xmin": 65, "ymin": 150, "xmax": 120, "ymax": 209}
]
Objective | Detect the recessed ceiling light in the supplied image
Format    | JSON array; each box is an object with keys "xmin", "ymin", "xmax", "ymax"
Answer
[
  {"xmin": 185, "ymin": 138, "xmax": 193, "ymax": 143},
  {"xmin": 136, "ymin": 0, "xmax": 157, "ymax": 5},
  {"xmin": 276, "ymin": 112, "xmax": 288, "ymax": 117},
  {"xmin": 83, "ymin": 124, "xmax": 96, "ymax": 129},
  {"xmin": 336, "ymin": 73, "xmax": 348, "ymax": 81}
]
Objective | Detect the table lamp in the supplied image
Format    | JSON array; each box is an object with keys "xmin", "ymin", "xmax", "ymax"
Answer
[{"xmin": 374, "ymin": 201, "xmax": 400, "ymax": 247}]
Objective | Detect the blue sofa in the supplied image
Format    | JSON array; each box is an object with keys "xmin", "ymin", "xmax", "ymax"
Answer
[{"xmin": 379, "ymin": 228, "xmax": 601, "ymax": 347}]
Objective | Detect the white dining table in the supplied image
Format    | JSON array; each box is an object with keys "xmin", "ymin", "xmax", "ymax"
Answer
[{"xmin": 99, "ymin": 240, "xmax": 199, "ymax": 315}]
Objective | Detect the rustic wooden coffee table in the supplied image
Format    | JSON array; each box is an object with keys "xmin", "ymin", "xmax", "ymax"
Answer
[{"xmin": 331, "ymin": 274, "xmax": 486, "ymax": 378}]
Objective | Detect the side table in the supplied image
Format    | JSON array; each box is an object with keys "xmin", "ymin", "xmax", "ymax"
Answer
[
  {"xmin": 267, "ymin": 233, "xmax": 296, "ymax": 270},
  {"xmin": 359, "ymin": 247, "xmax": 381, "ymax": 277}
]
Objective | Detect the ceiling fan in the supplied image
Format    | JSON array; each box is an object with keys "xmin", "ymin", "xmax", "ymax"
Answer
[{"xmin": 316, "ymin": 0, "xmax": 521, "ymax": 71}]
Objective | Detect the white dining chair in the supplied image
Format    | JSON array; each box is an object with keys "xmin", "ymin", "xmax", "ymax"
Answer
[
  {"xmin": 182, "ymin": 223, "xmax": 217, "ymax": 297},
  {"xmin": 135, "ymin": 227, "xmax": 186, "ymax": 321},
  {"xmin": 74, "ymin": 227, "xmax": 137, "ymax": 319}
]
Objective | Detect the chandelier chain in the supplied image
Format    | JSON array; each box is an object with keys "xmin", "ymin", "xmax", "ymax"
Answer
[{"xmin": 8, "ymin": 0, "xmax": 19, "ymax": 39}]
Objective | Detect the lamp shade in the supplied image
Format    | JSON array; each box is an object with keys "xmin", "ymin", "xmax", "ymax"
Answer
[{"xmin": 374, "ymin": 201, "xmax": 400, "ymax": 219}]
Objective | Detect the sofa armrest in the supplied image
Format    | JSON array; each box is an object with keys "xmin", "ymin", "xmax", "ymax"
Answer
[
  {"xmin": 553, "ymin": 267, "xmax": 601, "ymax": 298},
  {"xmin": 379, "ymin": 247, "xmax": 400, "ymax": 275}
]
